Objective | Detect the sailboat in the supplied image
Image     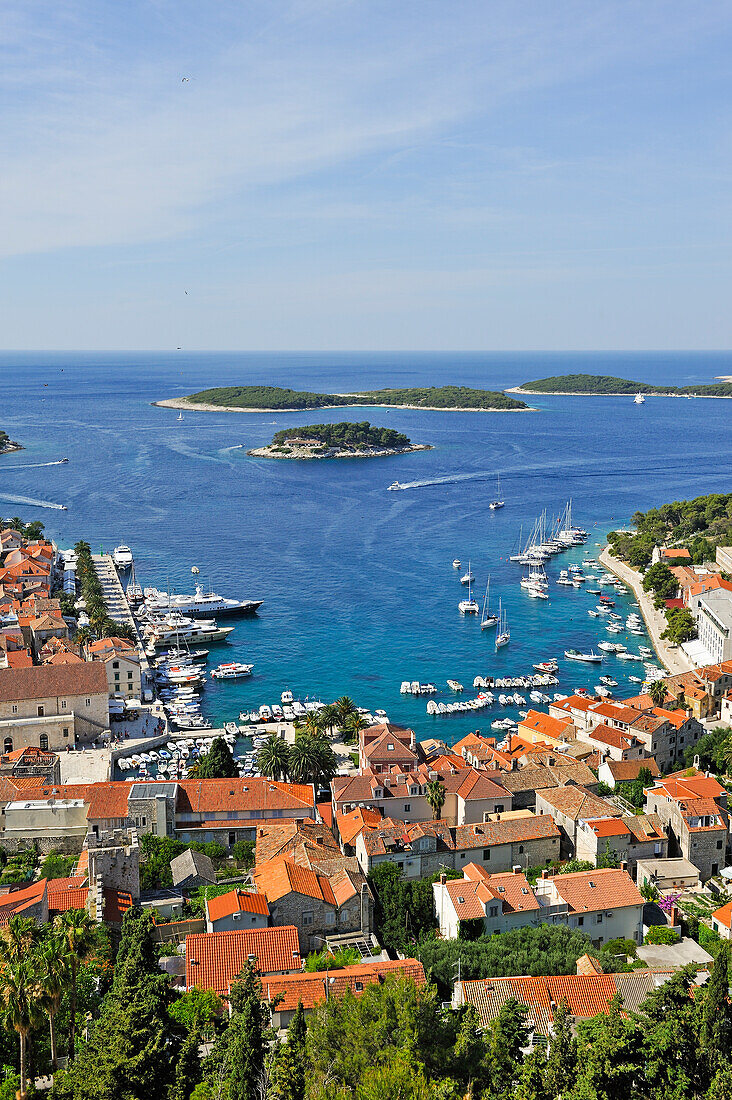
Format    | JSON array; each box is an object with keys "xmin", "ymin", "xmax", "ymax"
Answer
[
  {"xmin": 460, "ymin": 561, "xmax": 475, "ymax": 585},
  {"xmin": 489, "ymin": 472, "xmax": 505, "ymax": 510},
  {"xmin": 480, "ymin": 578, "xmax": 499, "ymax": 629},
  {"xmin": 495, "ymin": 600, "xmax": 510, "ymax": 648},
  {"xmin": 458, "ymin": 574, "xmax": 479, "ymax": 614},
  {"xmin": 634, "ymin": 393, "xmax": 645, "ymax": 405},
  {"xmin": 177, "ymin": 410, "xmax": 184, "ymax": 421}
]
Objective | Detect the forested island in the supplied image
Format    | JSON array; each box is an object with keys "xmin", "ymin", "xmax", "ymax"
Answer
[
  {"xmin": 607, "ymin": 492, "xmax": 732, "ymax": 569},
  {"xmin": 155, "ymin": 384, "xmax": 529, "ymax": 411},
  {"xmin": 0, "ymin": 429, "xmax": 22, "ymax": 454},
  {"xmin": 248, "ymin": 420, "xmax": 432, "ymax": 460},
  {"xmin": 508, "ymin": 373, "xmax": 732, "ymax": 397}
]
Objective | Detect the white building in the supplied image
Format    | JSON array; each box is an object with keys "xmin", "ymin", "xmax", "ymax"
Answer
[{"xmin": 694, "ymin": 590, "xmax": 732, "ymax": 664}]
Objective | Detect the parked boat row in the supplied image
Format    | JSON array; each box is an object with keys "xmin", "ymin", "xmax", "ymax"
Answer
[{"xmin": 400, "ymin": 681, "xmax": 438, "ymax": 695}]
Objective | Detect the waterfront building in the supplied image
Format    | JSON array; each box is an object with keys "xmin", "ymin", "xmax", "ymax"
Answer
[
  {"xmin": 693, "ymin": 589, "xmax": 732, "ymax": 664},
  {"xmin": 332, "ymin": 764, "xmax": 511, "ymax": 825},
  {"xmin": 86, "ymin": 636, "xmax": 142, "ymax": 699}
]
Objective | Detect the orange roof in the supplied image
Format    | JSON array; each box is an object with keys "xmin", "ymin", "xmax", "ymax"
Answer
[
  {"xmin": 653, "ymin": 774, "xmax": 725, "ymax": 801},
  {"xmin": 712, "ymin": 900, "xmax": 732, "ymax": 930},
  {"xmin": 254, "ymin": 856, "xmax": 336, "ymax": 906},
  {"xmin": 261, "ymin": 959, "xmax": 426, "ymax": 1012},
  {"xmin": 206, "ymin": 888, "xmax": 269, "ymax": 922},
  {"xmin": 177, "ymin": 778, "xmax": 314, "ymax": 815},
  {"xmin": 0, "ymin": 879, "xmax": 47, "ymax": 924},
  {"xmin": 585, "ymin": 818, "xmax": 630, "ymax": 838},
  {"xmin": 660, "ymin": 548, "xmax": 691, "ymax": 560},
  {"xmin": 5, "ymin": 650, "xmax": 33, "ymax": 669},
  {"xmin": 460, "ymin": 973, "xmax": 618, "ymax": 1034},
  {"xmin": 337, "ymin": 806, "xmax": 383, "ymax": 847},
  {"xmin": 186, "ymin": 927, "xmax": 302, "ymax": 993},
  {"xmin": 518, "ymin": 710, "xmax": 573, "ymax": 740},
  {"xmin": 549, "ymin": 868, "xmax": 643, "ymax": 913}
]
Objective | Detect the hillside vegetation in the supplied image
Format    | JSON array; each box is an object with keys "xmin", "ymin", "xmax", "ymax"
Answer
[
  {"xmin": 184, "ymin": 383, "xmax": 527, "ymax": 410},
  {"xmin": 520, "ymin": 372, "xmax": 732, "ymax": 396},
  {"xmin": 271, "ymin": 421, "xmax": 411, "ymax": 450},
  {"xmin": 607, "ymin": 492, "xmax": 732, "ymax": 569}
]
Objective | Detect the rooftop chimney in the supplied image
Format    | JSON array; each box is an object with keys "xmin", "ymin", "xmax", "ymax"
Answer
[
  {"xmin": 541, "ymin": 869, "xmax": 549, "ymax": 879},
  {"xmin": 620, "ymin": 860, "xmax": 628, "ymax": 873},
  {"xmin": 512, "ymin": 865, "xmax": 521, "ymax": 874},
  {"xmin": 439, "ymin": 873, "xmax": 446, "ymax": 886}
]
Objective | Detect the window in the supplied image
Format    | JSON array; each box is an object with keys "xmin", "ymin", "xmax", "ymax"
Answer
[
  {"xmin": 11, "ymin": 705, "xmax": 17, "ymax": 715},
  {"xmin": 228, "ymin": 833, "xmax": 235, "ymax": 847},
  {"xmin": 404, "ymin": 803, "xmax": 411, "ymax": 813},
  {"xmin": 717, "ymin": 840, "xmax": 723, "ymax": 850},
  {"xmin": 597, "ymin": 914, "xmax": 603, "ymax": 924},
  {"xmin": 3, "ymin": 738, "xmax": 12, "ymax": 753},
  {"xmin": 128, "ymin": 671, "xmax": 133, "ymax": 679},
  {"xmin": 519, "ymin": 845, "xmax": 524, "ymax": 854},
  {"xmin": 577, "ymin": 916, "xmax": 584, "ymax": 927},
  {"xmin": 483, "ymin": 849, "xmax": 491, "ymax": 861},
  {"xmin": 325, "ymin": 911, "xmax": 335, "ymax": 925},
  {"xmin": 339, "ymin": 908, "xmax": 349, "ymax": 923},
  {"xmin": 112, "ymin": 661, "xmax": 119, "ymax": 669},
  {"xmin": 302, "ymin": 911, "xmax": 314, "ymax": 926},
  {"xmin": 60, "ymin": 700, "xmax": 67, "ymax": 710},
  {"xmin": 39, "ymin": 735, "xmax": 48, "ymax": 750},
  {"xmin": 63, "ymin": 727, "xmax": 69, "ymax": 738},
  {"xmin": 85, "ymin": 698, "xmax": 91, "ymax": 706},
  {"xmin": 37, "ymin": 705, "xmax": 45, "ymax": 717},
  {"xmin": 495, "ymin": 804, "xmax": 504, "ymax": 814},
  {"xmin": 114, "ymin": 673, "xmax": 120, "ymax": 681},
  {"xmin": 489, "ymin": 905, "xmax": 498, "ymax": 918}
]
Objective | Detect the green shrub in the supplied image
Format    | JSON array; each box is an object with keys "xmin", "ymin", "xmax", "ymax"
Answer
[{"xmin": 644, "ymin": 925, "xmax": 680, "ymax": 945}]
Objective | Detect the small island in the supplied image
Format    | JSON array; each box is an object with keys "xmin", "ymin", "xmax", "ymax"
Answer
[
  {"xmin": 247, "ymin": 421, "xmax": 432, "ymax": 460},
  {"xmin": 507, "ymin": 373, "xmax": 732, "ymax": 398},
  {"xmin": 0, "ymin": 430, "xmax": 22, "ymax": 455},
  {"xmin": 155, "ymin": 384, "xmax": 529, "ymax": 412}
]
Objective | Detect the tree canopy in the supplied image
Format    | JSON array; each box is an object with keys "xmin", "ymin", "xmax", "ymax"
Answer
[{"xmin": 184, "ymin": 384, "xmax": 527, "ymax": 411}]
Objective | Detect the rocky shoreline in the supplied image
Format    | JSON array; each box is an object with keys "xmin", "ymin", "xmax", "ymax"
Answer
[
  {"xmin": 506, "ymin": 386, "xmax": 732, "ymax": 399},
  {"xmin": 0, "ymin": 439, "xmax": 22, "ymax": 455},
  {"xmin": 248, "ymin": 442, "xmax": 433, "ymax": 460}
]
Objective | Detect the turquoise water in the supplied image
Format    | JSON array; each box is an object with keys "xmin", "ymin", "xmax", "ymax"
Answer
[{"xmin": 1, "ymin": 351, "xmax": 731, "ymax": 743}]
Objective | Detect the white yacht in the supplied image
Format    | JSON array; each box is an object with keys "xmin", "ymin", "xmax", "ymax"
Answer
[
  {"xmin": 634, "ymin": 393, "xmax": 645, "ymax": 405},
  {"xmin": 489, "ymin": 473, "xmax": 505, "ymax": 510},
  {"xmin": 495, "ymin": 601, "xmax": 510, "ymax": 648},
  {"xmin": 143, "ymin": 584, "xmax": 262, "ymax": 617},
  {"xmin": 144, "ymin": 614, "xmax": 235, "ymax": 647},
  {"xmin": 452, "ymin": 559, "xmax": 461, "ymax": 569},
  {"xmin": 458, "ymin": 574, "xmax": 479, "ymax": 614},
  {"xmin": 113, "ymin": 545, "xmax": 134, "ymax": 570},
  {"xmin": 564, "ymin": 649, "xmax": 603, "ymax": 663},
  {"xmin": 460, "ymin": 561, "xmax": 475, "ymax": 585},
  {"xmin": 210, "ymin": 662, "xmax": 254, "ymax": 679},
  {"xmin": 387, "ymin": 482, "xmax": 402, "ymax": 491},
  {"xmin": 480, "ymin": 578, "xmax": 499, "ymax": 630}
]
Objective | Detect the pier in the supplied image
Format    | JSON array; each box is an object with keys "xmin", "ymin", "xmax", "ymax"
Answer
[{"xmin": 598, "ymin": 547, "xmax": 693, "ymax": 676}]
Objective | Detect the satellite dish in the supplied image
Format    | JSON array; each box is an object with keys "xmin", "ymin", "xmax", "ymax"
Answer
[{"xmin": 191, "ymin": 566, "xmax": 200, "ymax": 574}]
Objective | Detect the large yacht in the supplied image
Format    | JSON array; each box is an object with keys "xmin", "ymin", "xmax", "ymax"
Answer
[
  {"xmin": 113, "ymin": 545, "xmax": 134, "ymax": 569},
  {"xmin": 143, "ymin": 613, "xmax": 235, "ymax": 647},
  {"xmin": 143, "ymin": 584, "xmax": 262, "ymax": 617}
]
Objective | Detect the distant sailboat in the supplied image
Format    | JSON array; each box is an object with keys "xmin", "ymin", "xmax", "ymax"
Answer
[
  {"xmin": 481, "ymin": 577, "xmax": 499, "ymax": 630},
  {"xmin": 177, "ymin": 411, "xmax": 184, "ymax": 421},
  {"xmin": 633, "ymin": 393, "xmax": 645, "ymax": 405},
  {"xmin": 495, "ymin": 600, "xmax": 510, "ymax": 648},
  {"xmin": 458, "ymin": 574, "xmax": 479, "ymax": 614},
  {"xmin": 489, "ymin": 472, "xmax": 505, "ymax": 510}
]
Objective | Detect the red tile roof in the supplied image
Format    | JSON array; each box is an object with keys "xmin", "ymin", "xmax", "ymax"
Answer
[
  {"xmin": 0, "ymin": 879, "xmax": 47, "ymax": 924},
  {"xmin": 254, "ymin": 857, "xmax": 336, "ymax": 906},
  {"xmin": 261, "ymin": 959, "xmax": 426, "ymax": 1012},
  {"xmin": 0, "ymin": 662, "xmax": 108, "ymax": 701},
  {"xmin": 206, "ymin": 888, "xmax": 270, "ymax": 922},
  {"xmin": 186, "ymin": 927, "xmax": 302, "ymax": 993},
  {"xmin": 712, "ymin": 900, "xmax": 732, "ymax": 930},
  {"xmin": 549, "ymin": 868, "xmax": 643, "ymax": 913},
  {"xmin": 177, "ymin": 778, "xmax": 314, "ymax": 815}
]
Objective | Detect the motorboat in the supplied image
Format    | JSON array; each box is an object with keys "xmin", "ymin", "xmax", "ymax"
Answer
[
  {"xmin": 211, "ymin": 662, "xmax": 254, "ymax": 679},
  {"xmin": 452, "ymin": 559, "xmax": 461, "ymax": 569},
  {"xmin": 144, "ymin": 613, "xmax": 235, "ymax": 647},
  {"xmin": 143, "ymin": 584, "xmax": 262, "ymax": 617},
  {"xmin": 599, "ymin": 676, "xmax": 618, "ymax": 687},
  {"xmin": 447, "ymin": 679, "xmax": 464, "ymax": 692},
  {"xmin": 594, "ymin": 685, "xmax": 612, "ymax": 698},
  {"xmin": 564, "ymin": 649, "xmax": 603, "ymax": 663},
  {"xmin": 281, "ymin": 689, "xmax": 294, "ymax": 704},
  {"xmin": 533, "ymin": 659, "xmax": 558, "ymax": 673},
  {"xmin": 634, "ymin": 393, "xmax": 646, "ymax": 404},
  {"xmin": 113, "ymin": 545, "xmax": 134, "ymax": 570},
  {"xmin": 387, "ymin": 482, "xmax": 402, "ymax": 491}
]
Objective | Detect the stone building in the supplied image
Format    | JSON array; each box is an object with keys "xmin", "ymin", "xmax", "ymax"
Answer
[
  {"xmin": 0, "ymin": 663, "xmax": 109, "ymax": 752},
  {"xmin": 644, "ymin": 771, "xmax": 728, "ymax": 881}
]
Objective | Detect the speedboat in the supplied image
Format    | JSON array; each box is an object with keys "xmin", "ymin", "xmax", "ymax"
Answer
[
  {"xmin": 634, "ymin": 393, "xmax": 645, "ymax": 404},
  {"xmin": 387, "ymin": 482, "xmax": 402, "ymax": 491},
  {"xmin": 210, "ymin": 662, "xmax": 254, "ymax": 679},
  {"xmin": 113, "ymin": 545, "xmax": 134, "ymax": 570},
  {"xmin": 533, "ymin": 659, "xmax": 558, "ymax": 673},
  {"xmin": 564, "ymin": 649, "xmax": 603, "ymax": 663},
  {"xmin": 452, "ymin": 559, "xmax": 461, "ymax": 569}
]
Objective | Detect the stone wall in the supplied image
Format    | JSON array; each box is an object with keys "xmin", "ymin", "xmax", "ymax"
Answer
[{"xmin": 86, "ymin": 828, "xmax": 140, "ymax": 899}]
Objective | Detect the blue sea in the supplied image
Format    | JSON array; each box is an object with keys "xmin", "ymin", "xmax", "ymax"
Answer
[{"xmin": 1, "ymin": 351, "xmax": 731, "ymax": 743}]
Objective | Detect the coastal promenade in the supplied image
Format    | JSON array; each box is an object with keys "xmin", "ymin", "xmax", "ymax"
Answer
[{"xmin": 598, "ymin": 547, "xmax": 692, "ymax": 676}]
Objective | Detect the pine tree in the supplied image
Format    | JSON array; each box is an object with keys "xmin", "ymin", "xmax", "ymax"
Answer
[
  {"xmin": 699, "ymin": 943, "xmax": 732, "ymax": 1076},
  {"xmin": 197, "ymin": 737, "xmax": 238, "ymax": 779},
  {"xmin": 170, "ymin": 1029, "xmax": 203, "ymax": 1100}
]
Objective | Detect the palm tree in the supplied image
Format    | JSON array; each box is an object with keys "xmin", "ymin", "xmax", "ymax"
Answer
[
  {"xmin": 55, "ymin": 909, "xmax": 97, "ymax": 1062},
  {"xmin": 344, "ymin": 713, "xmax": 368, "ymax": 744},
  {"xmin": 302, "ymin": 711, "xmax": 321, "ymax": 737},
  {"xmin": 38, "ymin": 931, "xmax": 70, "ymax": 1070},
  {"xmin": 649, "ymin": 679, "xmax": 667, "ymax": 707},
  {"xmin": 288, "ymin": 735, "xmax": 321, "ymax": 785},
  {"xmin": 0, "ymin": 958, "xmax": 43, "ymax": 1098},
  {"xmin": 425, "ymin": 778, "xmax": 446, "ymax": 820},
  {"xmin": 257, "ymin": 735, "xmax": 290, "ymax": 781},
  {"xmin": 334, "ymin": 695, "xmax": 357, "ymax": 728},
  {"xmin": 318, "ymin": 704, "xmax": 338, "ymax": 736},
  {"xmin": 0, "ymin": 917, "xmax": 43, "ymax": 1099}
]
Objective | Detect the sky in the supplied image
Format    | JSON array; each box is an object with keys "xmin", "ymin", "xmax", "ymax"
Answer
[{"xmin": 1, "ymin": 0, "xmax": 732, "ymax": 350}]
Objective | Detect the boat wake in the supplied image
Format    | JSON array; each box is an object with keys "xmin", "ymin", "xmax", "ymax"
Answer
[
  {"xmin": 0, "ymin": 492, "xmax": 68, "ymax": 511},
  {"xmin": 391, "ymin": 471, "xmax": 491, "ymax": 491},
  {"xmin": 2, "ymin": 459, "xmax": 69, "ymax": 469}
]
